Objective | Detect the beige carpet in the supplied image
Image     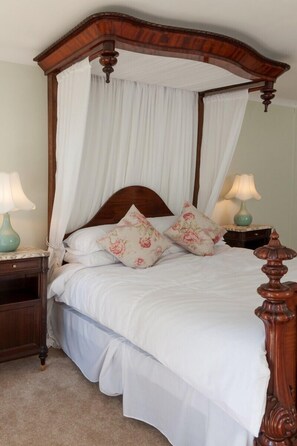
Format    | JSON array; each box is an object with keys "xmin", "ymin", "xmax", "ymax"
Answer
[{"xmin": 0, "ymin": 348, "xmax": 170, "ymax": 446}]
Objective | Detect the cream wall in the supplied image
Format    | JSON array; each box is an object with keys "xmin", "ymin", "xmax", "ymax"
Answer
[
  {"xmin": 212, "ymin": 100, "xmax": 297, "ymax": 249},
  {"xmin": 0, "ymin": 61, "xmax": 47, "ymax": 249}
]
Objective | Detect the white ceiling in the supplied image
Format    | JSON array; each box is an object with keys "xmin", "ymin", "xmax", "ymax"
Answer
[{"xmin": 1, "ymin": 0, "xmax": 297, "ymax": 104}]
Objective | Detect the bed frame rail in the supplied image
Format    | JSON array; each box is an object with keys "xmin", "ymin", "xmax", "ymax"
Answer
[{"xmin": 254, "ymin": 231, "xmax": 297, "ymax": 445}]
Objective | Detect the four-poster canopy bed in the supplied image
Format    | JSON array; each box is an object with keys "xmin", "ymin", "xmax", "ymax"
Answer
[{"xmin": 34, "ymin": 12, "xmax": 297, "ymax": 446}]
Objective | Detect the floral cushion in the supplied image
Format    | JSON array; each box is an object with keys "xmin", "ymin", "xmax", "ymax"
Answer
[
  {"xmin": 164, "ymin": 202, "xmax": 225, "ymax": 256},
  {"xmin": 97, "ymin": 205, "xmax": 172, "ymax": 268}
]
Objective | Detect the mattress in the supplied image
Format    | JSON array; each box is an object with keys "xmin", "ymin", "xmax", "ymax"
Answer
[{"xmin": 48, "ymin": 245, "xmax": 275, "ymax": 436}]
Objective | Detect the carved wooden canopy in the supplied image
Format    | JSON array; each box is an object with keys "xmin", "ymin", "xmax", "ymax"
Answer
[
  {"xmin": 35, "ymin": 12, "xmax": 289, "ymax": 107},
  {"xmin": 35, "ymin": 12, "xmax": 289, "ymax": 79}
]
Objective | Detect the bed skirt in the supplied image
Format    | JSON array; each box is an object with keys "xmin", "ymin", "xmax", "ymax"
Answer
[{"xmin": 50, "ymin": 301, "xmax": 254, "ymax": 446}]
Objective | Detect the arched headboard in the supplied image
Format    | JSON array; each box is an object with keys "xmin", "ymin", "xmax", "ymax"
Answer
[{"xmin": 82, "ymin": 185, "xmax": 173, "ymax": 227}]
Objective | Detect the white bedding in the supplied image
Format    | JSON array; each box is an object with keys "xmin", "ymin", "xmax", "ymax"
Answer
[{"xmin": 49, "ymin": 245, "xmax": 274, "ymax": 436}]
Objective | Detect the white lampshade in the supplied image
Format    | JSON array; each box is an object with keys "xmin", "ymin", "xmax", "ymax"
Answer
[
  {"xmin": 225, "ymin": 174, "xmax": 261, "ymax": 201},
  {"xmin": 0, "ymin": 172, "xmax": 36, "ymax": 213}
]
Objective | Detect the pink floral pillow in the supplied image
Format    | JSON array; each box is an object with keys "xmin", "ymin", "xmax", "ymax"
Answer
[
  {"xmin": 164, "ymin": 202, "xmax": 225, "ymax": 256},
  {"xmin": 97, "ymin": 205, "xmax": 172, "ymax": 268}
]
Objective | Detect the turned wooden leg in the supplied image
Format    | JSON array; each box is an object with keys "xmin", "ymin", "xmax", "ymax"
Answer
[{"xmin": 39, "ymin": 345, "xmax": 48, "ymax": 371}]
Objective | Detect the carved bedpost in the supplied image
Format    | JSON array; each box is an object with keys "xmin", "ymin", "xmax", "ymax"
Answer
[{"xmin": 254, "ymin": 231, "xmax": 297, "ymax": 445}]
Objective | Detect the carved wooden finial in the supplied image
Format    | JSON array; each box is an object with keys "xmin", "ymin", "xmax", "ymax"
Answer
[
  {"xmin": 255, "ymin": 230, "xmax": 296, "ymax": 260},
  {"xmin": 254, "ymin": 231, "xmax": 297, "ymax": 445},
  {"xmin": 260, "ymin": 81, "xmax": 276, "ymax": 112},
  {"xmin": 99, "ymin": 49, "xmax": 119, "ymax": 83},
  {"xmin": 254, "ymin": 230, "xmax": 296, "ymax": 302}
]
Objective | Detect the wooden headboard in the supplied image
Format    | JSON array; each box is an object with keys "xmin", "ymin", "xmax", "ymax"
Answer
[{"xmin": 68, "ymin": 185, "xmax": 173, "ymax": 235}]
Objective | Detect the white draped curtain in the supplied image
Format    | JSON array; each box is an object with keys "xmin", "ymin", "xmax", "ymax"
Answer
[
  {"xmin": 197, "ymin": 90, "xmax": 248, "ymax": 216},
  {"xmin": 48, "ymin": 58, "xmax": 91, "ymax": 269},
  {"xmin": 48, "ymin": 59, "xmax": 248, "ymax": 271},
  {"xmin": 69, "ymin": 75, "xmax": 198, "ymax": 231}
]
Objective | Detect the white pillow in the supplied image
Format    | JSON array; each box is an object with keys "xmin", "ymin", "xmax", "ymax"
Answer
[
  {"xmin": 64, "ymin": 224, "xmax": 115, "ymax": 254},
  {"xmin": 64, "ymin": 249, "xmax": 118, "ymax": 266},
  {"xmin": 148, "ymin": 216, "xmax": 188, "ymax": 255},
  {"xmin": 147, "ymin": 215, "xmax": 177, "ymax": 232}
]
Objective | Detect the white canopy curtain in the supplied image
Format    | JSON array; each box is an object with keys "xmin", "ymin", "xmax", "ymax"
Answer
[
  {"xmin": 48, "ymin": 58, "xmax": 91, "ymax": 270},
  {"xmin": 197, "ymin": 90, "xmax": 248, "ymax": 216},
  {"xmin": 69, "ymin": 75, "xmax": 198, "ymax": 231}
]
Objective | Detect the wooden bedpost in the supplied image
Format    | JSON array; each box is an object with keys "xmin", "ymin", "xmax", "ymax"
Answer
[
  {"xmin": 192, "ymin": 93, "xmax": 204, "ymax": 207},
  {"xmin": 47, "ymin": 72, "xmax": 58, "ymax": 232},
  {"xmin": 254, "ymin": 231, "xmax": 297, "ymax": 445}
]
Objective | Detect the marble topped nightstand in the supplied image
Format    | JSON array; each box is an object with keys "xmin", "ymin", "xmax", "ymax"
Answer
[
  {"xmin": 0, "ymin": 247, "xmax": 49, "ymax": 261},
  {"xmin": 223, "ymin": 225, "xmax": 272, "ymax": 249}
]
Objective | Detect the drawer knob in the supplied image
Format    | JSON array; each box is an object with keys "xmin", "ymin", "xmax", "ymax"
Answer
[
  {"xmin": 12, "ymin": 264, "xmax": 17, "ymax": 268},
  {"xmin": 254, "ymin": 233, "xmax": 259, "ymax": 236}
]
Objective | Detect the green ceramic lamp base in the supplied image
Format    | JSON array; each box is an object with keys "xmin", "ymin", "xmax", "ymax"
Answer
[
  {"xmin": 234, "ymin": 201, "xmax": 252, "ymax": 227},
  {"xmin": 0, "ymin": 213, "xmax": 20, "ymax": 252}
]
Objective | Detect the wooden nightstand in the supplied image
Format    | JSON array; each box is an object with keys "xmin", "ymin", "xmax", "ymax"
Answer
[
  {"xmin": 0, "ymin": 248, "xmax": 49, "ymax": 368},
  {"xmin": 223, "ymin": 225, "xmax": 272, "ymax": 250}
]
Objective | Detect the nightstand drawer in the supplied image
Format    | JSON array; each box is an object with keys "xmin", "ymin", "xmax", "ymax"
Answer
[
  {"xmin": 0, "ymin": 258, "xmax": 41, "ymax": 275},
  {"xmin": 243, "ymin": 229, "xmax": 271, "ymax": 241}
]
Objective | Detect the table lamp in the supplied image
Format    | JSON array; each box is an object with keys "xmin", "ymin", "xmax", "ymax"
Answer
[
  {"xmin": 0, "ymin": 172, "xmax": 36, "ymax": 252},
  {"xmin": 225, "ymin": 174, "xmax": 261, "ymax": 226}
]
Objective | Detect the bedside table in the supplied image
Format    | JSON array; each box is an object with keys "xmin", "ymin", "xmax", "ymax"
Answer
[
  {"xmin": 223, "ymin": 225, "xmax": 272, "ymax": 250},
  {"xmin": 0, "ymin": 248, "xmax": 49, "ymax": 368}
]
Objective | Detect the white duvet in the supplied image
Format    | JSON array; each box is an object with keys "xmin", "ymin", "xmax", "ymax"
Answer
[{"xmin": 48, "ymin": 245, "xmax": 285, "ymax": 436}]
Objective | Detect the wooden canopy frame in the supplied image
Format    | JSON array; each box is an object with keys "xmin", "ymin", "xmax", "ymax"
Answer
[
  {"xmin": 34, "ymin": 12, "xmax": 289, "ymax": 227},
  {"xmin": 35, "ymin": 13, "xmax": 296, "ymax": 445}
]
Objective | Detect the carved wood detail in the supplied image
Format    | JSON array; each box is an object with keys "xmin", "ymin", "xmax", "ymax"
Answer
[
  {"xmin": 261, "ymin": 81, "xmax": 277, "ymax": 112},
  {"xmin": 99, "ymin": 50, "xmax": 119, "ymax": 83},
  {"xmin": 98, "ymin": 40, "xmax": 119, "ymax": 83},
  {"xmin": 254, "ymin": 231, "xmax": 297, "ymax": 445}
]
